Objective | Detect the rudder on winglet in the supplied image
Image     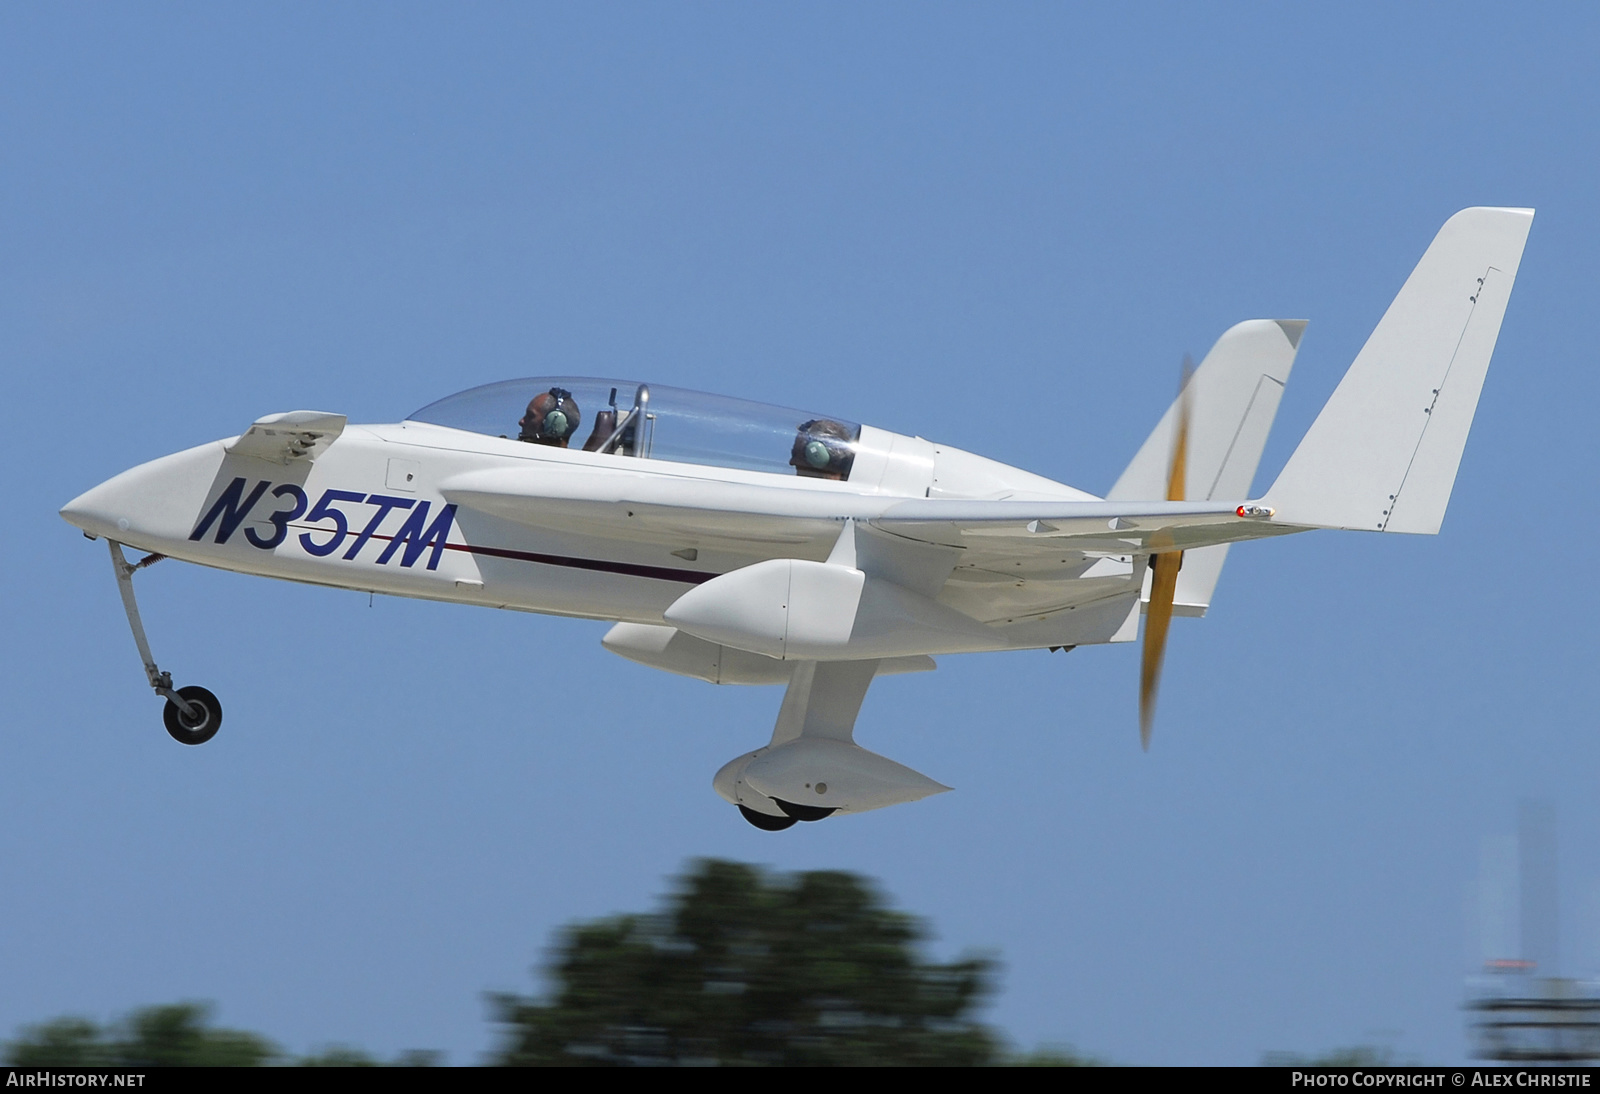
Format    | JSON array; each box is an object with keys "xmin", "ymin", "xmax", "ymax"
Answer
[{"xmin": 1263, "ymin": 207, "xmax": 1534, "ymax": 534}]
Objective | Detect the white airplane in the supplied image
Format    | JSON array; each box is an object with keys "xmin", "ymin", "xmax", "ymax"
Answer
[{"xmin": 61, "ymin": 208, "xmax": 1533, "ymax": 830}]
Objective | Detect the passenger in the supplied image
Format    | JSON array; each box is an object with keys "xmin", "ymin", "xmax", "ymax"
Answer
[
  {"xmin": 518, "ymin": 388, "xmax": 581, "ymax": 447},
  {"xmin": 790, "ymin": 419, "xmax": 855, "ymax": 480}
]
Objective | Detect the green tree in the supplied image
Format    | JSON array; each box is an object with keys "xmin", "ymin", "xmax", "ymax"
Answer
[
  {"xmin": 492, "ymin": 858, "xmax": 999, "ymax": 1066},
  {"xmin": 5, "ymin": 1004, "xmax": 439, "ymax": 1066},
  {"xmin": 4, "ymin": 1017, "xmax": 108, "ymax": 1067},
  {"xmin": 5, "ymin": 1003, "xmax": 276, "ymax": 1067}
]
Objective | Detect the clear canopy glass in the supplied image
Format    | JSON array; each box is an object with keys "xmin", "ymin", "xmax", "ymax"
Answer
[{"xmin": 408, "ymin": 378, "xmax": 862, "ymax": 481}]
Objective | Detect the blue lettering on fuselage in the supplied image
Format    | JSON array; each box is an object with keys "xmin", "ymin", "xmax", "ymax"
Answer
[
  {"xmin": 374, "ymin": 500, "xmax": 457, "ymax": 571},
  {"xmin": 189, "ymin": 477, "xmax": 271, "ymax": 544},
  {"xmin": 188, "ymin": 478, "xmax": 457, "ymax": 571}
]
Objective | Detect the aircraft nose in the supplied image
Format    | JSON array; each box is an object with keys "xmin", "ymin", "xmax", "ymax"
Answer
[
  {"xmin": 60, "ymin": 477, "xmax": 128, "ymax": 539},
  {"xmin": 60, "ymin": 442, "xmax": 228, "ymax": 545}
]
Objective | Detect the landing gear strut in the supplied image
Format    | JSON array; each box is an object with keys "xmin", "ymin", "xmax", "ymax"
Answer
[{"xmin": 108, "ymin": 541, "xmax": 223, "ymax": 745}]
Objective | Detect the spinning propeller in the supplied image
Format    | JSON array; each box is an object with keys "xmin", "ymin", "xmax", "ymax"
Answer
[{"xmin": 1139, "ymin": 357, "xmax": 1195, "ymax": 750}]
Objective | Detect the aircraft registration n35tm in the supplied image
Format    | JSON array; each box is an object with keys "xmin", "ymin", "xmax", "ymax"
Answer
[{"xmin": 62, "ymin": 208, "xmax": 1533, "ymax": 830}]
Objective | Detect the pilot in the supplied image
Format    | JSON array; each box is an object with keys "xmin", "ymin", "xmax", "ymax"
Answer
[
  {"xmin": 789, "ymin": 419, "xmax": 855, "ymax": 480},
  {"xmin": 518, "ymin": 387, "xmax": 582, "ymax": 447}
]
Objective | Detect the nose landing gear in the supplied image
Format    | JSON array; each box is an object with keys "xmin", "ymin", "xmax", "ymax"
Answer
[{"xmin": 108, "ymin": 540, "xmax": 223, "ymax": 745}]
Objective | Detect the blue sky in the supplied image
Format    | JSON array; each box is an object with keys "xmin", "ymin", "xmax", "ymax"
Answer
[{"xmin": 4, "ymin": 2, "xmax": 1598, "ymax": 1065}]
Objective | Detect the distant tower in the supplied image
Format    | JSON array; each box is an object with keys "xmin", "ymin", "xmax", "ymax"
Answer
[
  {"xmin": 1520, "ymin": 801, "xmax": 1560, "ymax": 977},
  {"xmin": 1466, "ymin": 801, "xmax": 1600, "ymax": 1062},
  {"xmin": 1478, "ymin": 833, "xmax": 1519, "ymax": 971}
]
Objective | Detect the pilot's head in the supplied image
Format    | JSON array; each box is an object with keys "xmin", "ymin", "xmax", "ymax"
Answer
[
  {"xmin": 790, "ymin": 419, "xmax": 855, "ymax": 480},
  {"xmin": 519, "ymin": 388, "xmax": 581, "ymax": 447}
]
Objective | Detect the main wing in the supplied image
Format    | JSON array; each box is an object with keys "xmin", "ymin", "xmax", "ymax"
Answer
[
  {"xmin": 440, "ymin": 464, "xmax": 1298, "ymax": 559},
  {"xmin": 439, "ymin": 456, "xmax": 1300, "ymax": 643},
  {"xmin": 869, "ymin": 497, "xmax": 1294, "ymax": 553}
]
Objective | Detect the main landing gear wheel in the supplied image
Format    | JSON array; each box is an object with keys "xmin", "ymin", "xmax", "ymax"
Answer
[
  {"xmin": 775, "ymin": 799, "xmax": 836, "ymax": 822},
  {"xmin": 162, "ymin": 686, "xmax": 222, "ymax": 746},
  {"xmin": 738, "ymin": 805, "xmax": 797, "ymax": 831}
]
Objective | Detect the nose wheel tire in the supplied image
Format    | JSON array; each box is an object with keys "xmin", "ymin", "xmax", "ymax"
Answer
[{"xmin": 162, "ymin": 686, "xmax": 222, "ymax": 746}]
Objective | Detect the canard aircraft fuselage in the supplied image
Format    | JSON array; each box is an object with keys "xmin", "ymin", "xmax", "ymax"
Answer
[{"xmin": 61, "ymin": 208, "xmax": 1534, "ymax": 829}]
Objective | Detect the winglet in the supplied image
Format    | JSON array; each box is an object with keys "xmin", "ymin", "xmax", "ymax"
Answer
[
  {"xmin": 1110, "ymin": 317, "xmax": 1304, "ymax": 614},
  {"xmin": 1263, "ymin": 208, "xmax": 1533, "ymax": 533}
]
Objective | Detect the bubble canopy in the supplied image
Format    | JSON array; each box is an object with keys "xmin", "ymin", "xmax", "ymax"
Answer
[{"xmin": 408, "ymin": 378, "xmax": 862, "ymax": 481}]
